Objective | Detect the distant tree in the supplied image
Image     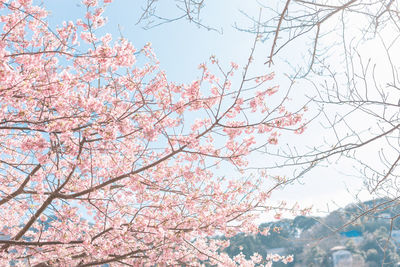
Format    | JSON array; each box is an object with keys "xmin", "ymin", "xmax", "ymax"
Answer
[
  {"xmin": 366, "ymin": 248, "xmax": 379, "ymax": 265},
  {"xmin": 258, "ymin": 221, "xmax": 292, "ymax": 248},
  {"xmin": 345, "ymin": 239, "xmax": 358, "ymax": 254},
  {"xmin": 304, "ymin": 246, "xmax": 327, "ymax": 267},
  {"xmin": 361, "ymin": 227, "xmax": 400, "ymax": 266},
  {"xmin": 292, "ymin": 215, "xmax": 318, "ymax": 232}
]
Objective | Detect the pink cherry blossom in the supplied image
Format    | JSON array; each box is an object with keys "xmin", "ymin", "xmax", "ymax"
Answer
[{"xmin": 0, "ymin": 1, "xmax": 307, "ymax": 266}]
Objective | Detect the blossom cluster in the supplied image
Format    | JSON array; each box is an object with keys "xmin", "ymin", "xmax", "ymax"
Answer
[{"xmin": 0, "ymin": 0, "xmax": 306, "ymax": 265}]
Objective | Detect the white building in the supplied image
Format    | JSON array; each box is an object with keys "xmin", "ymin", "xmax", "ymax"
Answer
[{"xmin": 332, "ymin": 249, "xmax": 352, "ymax": 267}]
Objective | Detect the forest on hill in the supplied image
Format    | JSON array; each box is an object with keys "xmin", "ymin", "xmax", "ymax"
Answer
[{"xmin": 224, "ymin": 199, "xmax": 400, "ymax": 267}]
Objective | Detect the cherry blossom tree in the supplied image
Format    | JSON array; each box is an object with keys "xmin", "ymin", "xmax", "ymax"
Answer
[{"xmin": 0, "ymin": 0, "xmax": 306, "ymax": 265}]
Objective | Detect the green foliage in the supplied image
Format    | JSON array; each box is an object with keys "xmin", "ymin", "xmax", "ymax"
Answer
[
  {"xmin": 360, "ymin": 227, "xmax": 400, "ymax": 266},
  {"xmin": 366, "ymin": 248, "xmax": 379, "ymax": 263},
  {"xmin": 224, "ymin": 198, "xmax": 400, "ymax": 266}
]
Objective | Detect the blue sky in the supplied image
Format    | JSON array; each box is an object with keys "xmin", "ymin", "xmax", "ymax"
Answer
[
  {"xmin": 45, "ymin": 0, "xmax": 261, "ymax": 81},
  {"xmin": 41, "ymin": 0, "xmax": 370, "ymax": 219}
]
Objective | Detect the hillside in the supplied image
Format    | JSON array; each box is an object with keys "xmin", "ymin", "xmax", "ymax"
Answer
[{"xmin": 224, "ymin": 198, "xmax": 400, "ymax": 267}]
